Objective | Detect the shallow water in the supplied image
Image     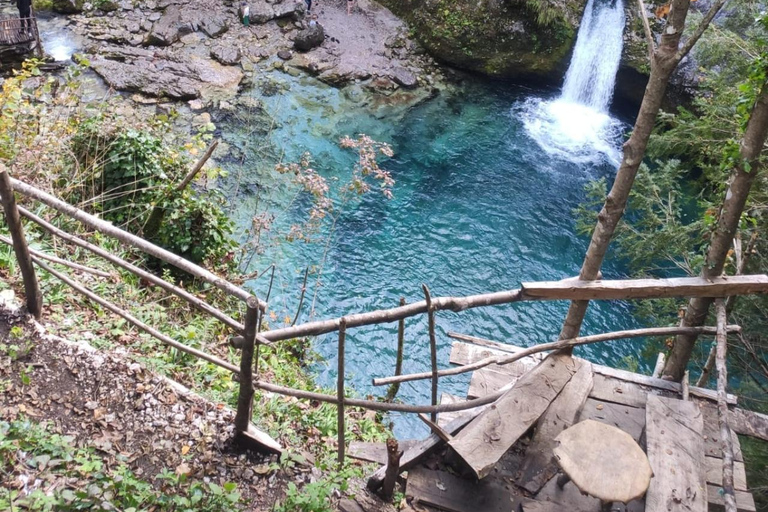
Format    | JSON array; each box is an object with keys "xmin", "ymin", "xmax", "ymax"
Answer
[{"xmin": 220, "ymin": 74, "xmax": 647, "ymax": 436}]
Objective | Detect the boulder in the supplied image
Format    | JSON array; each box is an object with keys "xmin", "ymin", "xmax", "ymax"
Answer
[
  {"xmin": 293, "ymin": 22, "xmax": 324, "ymax": 52},
  {"xmin": 199, "ymin": 15, "xmax": 228, "ymax": 38},
  {"xmin": 277, "ymin": 49, "xmax": 292, "ymax": 60},
  {"xmin": 90, "ymin": 56, "xmax": 200, "ymax": 99},
  {"xmin": 144, "ymin": 5, "xmax": 192, "ymax": 46},
  {"xmin": 249, "ymin": 0, "xmax": 306, "ymax": 24},
  {"xmin": 389, "ymin": 66, "xmax": 417, "ymax": 89},
  {"xmin": 211, "ymin": 45, "xmax": 241, "ymax": 65},
  {"xmin": 52, "ymin": 0, "xmax": 85, "ymax": 14}
]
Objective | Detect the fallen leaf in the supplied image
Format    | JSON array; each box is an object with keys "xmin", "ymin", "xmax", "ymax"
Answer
[
  {"xmin": 181, "ymin": 445, "xmax": 190, "ymax": 455},
  {"xmin": 175, "ymin": 462, "xmax": 191, "ymax": 477}
]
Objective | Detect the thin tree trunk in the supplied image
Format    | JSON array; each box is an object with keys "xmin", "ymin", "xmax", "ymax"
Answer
[
  {"xmin": 560, "ymin": 0, "xmax": 727, "ymax": 341},
  {"xmin": 664, "ymin": 79, "xmax": 768, "ymax": 380}
]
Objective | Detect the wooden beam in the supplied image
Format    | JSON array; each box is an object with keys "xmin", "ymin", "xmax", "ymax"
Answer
[
  {"xmin": 449, "ymin": 354, "xmax": 578, "ymax": 479},
  {"xmin": 515, "ymin": 360, "xmax": 594, "ymax": 494},
  {"xmin": 521, "ymin": 275, "xmax": 768, "ymax": 301},
  {"xmin": 728, "ymin": 407, "xmax": 768, "ymax": 442},
  {"xmin": 645, "ymin": 395, "xmax": 707, "ymax": 512}
]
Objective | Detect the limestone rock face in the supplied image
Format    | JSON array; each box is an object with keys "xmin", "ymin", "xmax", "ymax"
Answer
[
  {"xmin": 249, "ymin": 0, "xmax": 306, "ymax": 24},
  {"xmin": 293, "ymin": 22, "xmax": 325, "ymax": 52},
  {"xmin": 144, "ymin": 6, "xmax": 192, "ymax": 46},
  {"xmin": 376, "ymin": 0, "xmax": 586, "ymax": 81},
  {"xmin": 211, "ymin": 44, "xmax": 241, "ymax": 65},
  {"xmin": 199, "ymin": 15, "xmax": 229, "ymax": 38}
]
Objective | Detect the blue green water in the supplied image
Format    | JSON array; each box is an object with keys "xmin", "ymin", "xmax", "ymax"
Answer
[{"xmin": 219, "ymin": 72, "xmax": 647, "ymax": 436}]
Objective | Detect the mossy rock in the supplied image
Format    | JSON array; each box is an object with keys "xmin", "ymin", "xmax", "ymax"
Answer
[
  {"xmin": 51, "ymin": 0, "xmax": 85, "ymax": 14},
  {"xmin": 378, "ymin": 0, "xmax": 586, "ymax": 81}
]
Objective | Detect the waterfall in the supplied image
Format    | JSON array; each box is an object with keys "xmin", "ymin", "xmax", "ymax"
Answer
[
  {"xmin": 561, "ymin": 0, "xmax": 626, "ymax": 112},
  {"xmin": 518, "ymin": 0, "xmax": 626, "ymax": 165}
]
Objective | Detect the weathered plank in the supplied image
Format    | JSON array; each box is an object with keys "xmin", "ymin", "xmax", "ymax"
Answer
[
  {"xmin": 705, "ymin": 456, "xmax": 748, "ymax": 491},
  {"xmin": 449, "ymin": 353, "xmax": 578, "ymax": 479},
  {"xmin": 348, "ymin": 440, "xmax": 418, "ymax": 465},
  {"xmin": 728, "ymin": 407, "xmax": 768, "ymax": 442},
  {"xmin": 520, "ymin": 275, "xmax": 768, "ymax": 301},
  {"xmin": 405, "ymin": 467, "xmax": 520, "ymax": 512},
  {"xmin": 468, "ymin": 366, "xmax": 519, "ymax": 399},
  {"xmin": 701, "ymin": 403, "xmax": 744, "ymax": 462},
  {"xmin": 368, "ymin": 408, "xmax": 485, "ymax": 490},
  {"xmin": 592, "ymin": 364, "xmax": 738, "ymax": 405},
  {"xmin": 448, "ymin": 333, "xmax": 545, "ymax": 363},
  {"xmin": 533, "ymin": 473, "xmax": 645, "ymax": 512},
  {"xmin": 589, "ymin": 373, "xmax": 657, "ymax": 408},
  {"xmin": 645, "ymin": 395, "xmax": 707, "ymax": 512},
  {"xmin": 577, "ymin": 397, "xmax": 645, "ymax": 442},
  {"xmin": 515, "ymin": 360, "xmax": 594, "ymax": 494},
  {"xmin": 706, "ymin": 485, "xmax": 756, "ymax": 512},
  {"xmin": 449, "ymin": 342, "xmax": 538, "ymax": 372}
]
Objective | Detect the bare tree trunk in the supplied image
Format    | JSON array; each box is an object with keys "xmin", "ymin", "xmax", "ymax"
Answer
[
  {"xmin": 663, "ymin": 79, "xmax": 768, "ymax": 380},
  {"xmin": 560, "ymin": 0, "xmax": 727, "ymax": 341}
]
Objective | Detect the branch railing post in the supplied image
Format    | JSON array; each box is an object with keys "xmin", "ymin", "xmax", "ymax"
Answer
[
  {"xmin": 235, "ymin": 296, "xmax": 261, "ymax": 433},
  {"xmin": 337, "ymin": 318, "xmax": 347, "ymax": 465},
  {"xmin": 0, "ymin": 167, "xmax": 42, "ymax": 319},
  {"xmin": 422, "ymin": 284, "xmax": 438, "ymax": 423},
  {"xmin": 386, "ymin": 297, "xmax": 406, "ymax": 402},
  {"xmin": 715, "ymin": 298, "xmax": 737, "ymax": 512}
]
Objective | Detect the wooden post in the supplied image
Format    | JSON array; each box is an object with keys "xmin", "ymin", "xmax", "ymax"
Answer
[
  {"xmin": 386, "ymin": 297, "xmax": 406, "ymax": 401},
  {"xmin": 682, "ymin": 370, "xmax": 690, "ymax": 401},
  {"xmin": 715, "ymin": 299, "xmax": 737, "ymax": 512},
  {"xmin": 652, "ymin": 352, "xmax": 665, "ymax": 378},
  {"xmin": 234, "ymin": 297, "xmax": 260, "ymax": 433},
  {"xmin": 0, "ymin": 168, "xmax": 42, "ymax": 319},
  {"xmin": 422, "ymin": 284, "xmax": 438, "ymax": 423},
  {"xmin": 337, "ymin": 318, "xmax": 347, "ymax": 465},
  {"xmin": 380, "ymin": 438, "xmax": 402, "ymax": 500}
]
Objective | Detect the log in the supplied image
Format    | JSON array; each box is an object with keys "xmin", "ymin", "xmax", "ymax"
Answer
[
  {"xmin": 18, "ymin": 205, "xmax": 244, "ymax": 333},
  {"xmin": 521, "ymin": 275, "xmax": 768, "ymax": 301},
  {"xmin": 645, "ymin": 395, "xmax": 707, "ymax": 512},
  {"xmin": 337, "ymin": 319, "xmax": 347, "ymax": 464},
  {"xmin": 449, "ymin": 353, "xmax": 578, "ymax": 479},
  {"xmin": 33, "ymin": 258, "xmax": 239, "ymax": 374},
  {"xmin": 0, "ymin": 235, "xmax": 110, "ymax": 278},
  {"xmin": 9, "ymin": 177, "xmax": 263, "ymax": 308},
  {"xmin": 234, "ymin": 299, "xmax": 260, "ymax": 432},
  {"xmin": 373, "ymin": 325, "xmax": 735, "ymax": 387},
  {"xmin": 0, "ymin": 168, "xmax": 42, "ymax": 319},
  {"xmin": 380, "ymin": 438, "xmax": 401, "ymax": 500},
  {"xmin": 515, "ymin": 359, "xmax": 594, "ymax": 493},
  {"xmin": 715, "ymin": 299, "xmax": 737, "ymax": 512},
  {"xmin": 422, "ymin": 284, "xmax": 438, "ymax": 423}
]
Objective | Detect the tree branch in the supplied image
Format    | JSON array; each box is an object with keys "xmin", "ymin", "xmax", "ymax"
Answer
[
  {"xmin": 637, "ymin": 0, "xmax": 656, "ymax": 62},
  {"xmin": 676, "ymin": 0, "xmax": 728, "ymax": 62}
]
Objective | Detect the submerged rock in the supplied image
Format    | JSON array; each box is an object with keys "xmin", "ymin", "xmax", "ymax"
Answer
[
  {"xmin": 249, "ymin": 0, "xmax": 306, "ymax": 24},
  {"xmin": 293, "ymin": 22, "xmax": 324, "ymax": 52}
]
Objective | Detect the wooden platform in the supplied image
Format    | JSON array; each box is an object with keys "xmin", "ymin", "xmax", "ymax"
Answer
[{"xmin": 382, "ymin": 339, "xmax": 760, "ymax": 512}]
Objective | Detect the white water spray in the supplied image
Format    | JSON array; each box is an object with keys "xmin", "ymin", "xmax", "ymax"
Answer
[{"xmin": 519, "ymin": 0, "xmax": 626, "ymax": 165}]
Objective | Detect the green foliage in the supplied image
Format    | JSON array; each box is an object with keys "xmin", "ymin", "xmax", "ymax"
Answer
[
  {"xmin": 273, "ymin": 465, "xmax": 356, "ymax": 512},
  {"xmin": 0, "ymin": 418, "xmax": 243, "ymax": 511}
]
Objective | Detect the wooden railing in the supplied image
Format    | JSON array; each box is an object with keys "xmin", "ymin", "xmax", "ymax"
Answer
[{"xmin": 1, "ymin": 168, "xmax": 767, "ymax": 467}]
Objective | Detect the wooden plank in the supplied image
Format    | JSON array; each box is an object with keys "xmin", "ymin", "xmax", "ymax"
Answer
[
  {"xmin": 449, "ymin": 334, "xmax": 545, "ymax": 363},
  {"xmin": 405, "ymin": 467, "xmax": 520, "ymax": 512},
  {"xmin": 728, "ymin": 407, "xmax": 768, "ymax": 442},
  {"xmin": 520, "ymin": 275, "xmax": 768, "ymax": 301},
  {"xmin": 592, "ymin": 365, "xmax": 738, "ymax": 405},
  {"xmin": 533, "ymin": 473, "xmax": 645, "ymax": 512},
  {"xmin": 468, "ymin": 366, "xmax": 519, "ymax": 399},
  {"xmin": 449, "ymin": 342, "xmax": 538, "ymax": 371},
  {"xmin": 589, "ymin": 373, "xmax": 657, "ymax": 408},
  {"xmin": 449, "ymin": 354, "xmax": 578, "ymax": 479},
  {"xmin": 645, "ymin": 395, "xmax": 707, "ymax": 512},
  {"xmin": 348, "ymin": 440, "xmax": 419, "ymax": 465},
  {"xmin": 577, "ymin": 397, "xmax": 646, "ymax": 442},
  {"xmin": 707, "ymin": 485, "xmax": 756, "ymax": 512},
  {"xmin": 701, "ymin": 403, "xmax": 744, "ymax": 462},
  {"xmin": 705, "ymin": 456, "xmax": 748, "ymax": 491},
  {"xmin": 515, "ymin": 360, "xmax": 594, "ymax": 494}
]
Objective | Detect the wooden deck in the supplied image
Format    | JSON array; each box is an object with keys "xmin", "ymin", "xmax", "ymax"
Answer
[{"xmin": 359, "ymin": 338, "xmax": 762, "ymax": 512}]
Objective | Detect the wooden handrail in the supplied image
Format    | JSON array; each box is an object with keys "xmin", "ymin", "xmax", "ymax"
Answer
[{"xmin": 9, "ymin": 178, "xmax": 266, "ymax": 310}]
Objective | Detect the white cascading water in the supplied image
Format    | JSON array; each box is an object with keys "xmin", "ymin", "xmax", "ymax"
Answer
[{"xmin": 519, "ymin": 0, "xmax": 625, "ymax": 165}]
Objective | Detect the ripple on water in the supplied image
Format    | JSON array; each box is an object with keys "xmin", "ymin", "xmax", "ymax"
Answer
[{"xmin": 221, "ymin": 74, "xmax": 646, "ymax": 437}]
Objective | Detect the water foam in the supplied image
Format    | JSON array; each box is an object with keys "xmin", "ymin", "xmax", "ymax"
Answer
[{"xmin": 519, "ymin": 0, "xmax": 625, "ymax": 165}]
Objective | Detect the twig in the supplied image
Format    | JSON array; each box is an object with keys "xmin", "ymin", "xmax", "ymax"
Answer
[
  {"xmin": 423, "ymin": 284, "xmax": 438, "ymax": 423},
  {"xmin": 0, "ymin": 234, "xmax": 110, "ymax": 278},
  {"xmin": 291, "ymin": 266, "xmax": 309, "ymax": 326},
  {"xmin": 637, "ymin": 0, "xmax": 655, "ymax": 62}
]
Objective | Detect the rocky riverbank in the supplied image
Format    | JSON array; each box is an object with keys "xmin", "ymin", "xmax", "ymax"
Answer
[{"xmin": 44, "ymin": 0, "xmax": 443, "ymax": 107}]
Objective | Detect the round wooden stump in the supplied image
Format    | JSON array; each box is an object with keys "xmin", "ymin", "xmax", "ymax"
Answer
[{"xmin": 553, "ymin": 419, "xmax": 653, "ymax": 504}]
